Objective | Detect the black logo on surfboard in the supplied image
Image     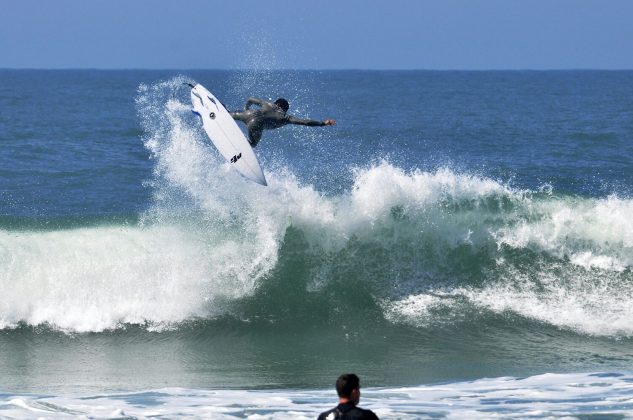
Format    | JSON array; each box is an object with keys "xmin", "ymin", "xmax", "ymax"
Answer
[
  {"xmin": 209, "ymin": 112, "xmax": 216, "ymax": 119},
  {"xmin": 230, "ymin": 153, "xmax": 242, "ymax": 163}
]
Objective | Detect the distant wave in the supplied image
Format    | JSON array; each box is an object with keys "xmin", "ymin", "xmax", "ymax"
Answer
[{"xmin": 1, "ymin": 77, "xmax": 631, "ymax": 336}]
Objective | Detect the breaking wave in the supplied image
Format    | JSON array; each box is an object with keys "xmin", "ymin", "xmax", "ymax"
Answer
[{"xmin": 1, "ymin": 77, "xmax": 631, "ymax": 337}]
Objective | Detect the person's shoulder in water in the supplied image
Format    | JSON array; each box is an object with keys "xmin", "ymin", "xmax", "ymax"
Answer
[
  {"xmin": 318, "ymin": 402, "xmax": 378, "ymax": 420},
  {"xmin": 317, "ymin": 374, "xmax": 379, "ymax": 420}
]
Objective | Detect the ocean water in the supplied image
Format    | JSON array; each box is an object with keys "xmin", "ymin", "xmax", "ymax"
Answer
[{"xmin": 1, "ymin": 69, "xmax": 633, "ymax": 418}]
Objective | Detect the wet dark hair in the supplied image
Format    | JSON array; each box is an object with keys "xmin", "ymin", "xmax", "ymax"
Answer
[
  {"xmin": 274, "ymin": 98, "xmax": 289, "ymax": 113},
  {"xmin": 336, "ymin": 373, "xmax": 360, "ymax": 398}
]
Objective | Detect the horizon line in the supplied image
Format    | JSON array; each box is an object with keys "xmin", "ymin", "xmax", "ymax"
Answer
[{"xmin": 2, "ymin": 67, "xmax": 633, "ymax": 72}]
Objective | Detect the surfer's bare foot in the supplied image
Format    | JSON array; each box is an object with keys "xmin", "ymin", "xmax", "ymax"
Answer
[{"xmin": 324, "ymin": 119, "xmax": 336, "ymax": 126}]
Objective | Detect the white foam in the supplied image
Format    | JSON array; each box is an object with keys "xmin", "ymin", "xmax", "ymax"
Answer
[
  {"xmin": 381, "ymin": 293, "xmax": 459, "ymax": 327},
  {"xmin": 0, "ymin": 224, "xmax": 264, "ymax": 332},
  {"xmin": 2, "ymin": 372, "xmax": 633, "ymax": 419},
  {"xmin": 459, "ymin": 274, "xmax": 633, "ymax": 337},
  {"xmin": 494, "ymin": 195, "xmax": 633, "ymax": 271},
  {"xmin": 386, "ymin": 265, "xmax": 633, "ymax": 336}
]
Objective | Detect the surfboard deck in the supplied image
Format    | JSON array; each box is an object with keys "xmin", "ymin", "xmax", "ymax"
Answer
[{"xmin": 190, "ymin": 84, "xmax": 267, "ymax": 186}]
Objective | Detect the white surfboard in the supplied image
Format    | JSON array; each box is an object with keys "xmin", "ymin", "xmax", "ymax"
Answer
[{"xmin": 189, "ymin": 83, "xmax": 267, "ymax": 186}]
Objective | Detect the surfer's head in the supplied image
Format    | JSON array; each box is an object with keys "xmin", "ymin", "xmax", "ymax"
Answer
[
  {"xmin": 274, "ymin": 98, "xmax": 289, "ymax": 113},
  {"xmin": 336, "ymin": 373, "xmax": 361, "ymax": 404}
]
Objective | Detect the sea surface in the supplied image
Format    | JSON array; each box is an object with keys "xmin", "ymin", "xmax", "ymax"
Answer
[{"xmin": 1, "ymin": 69, "xmax": 633, "ymax": 418}]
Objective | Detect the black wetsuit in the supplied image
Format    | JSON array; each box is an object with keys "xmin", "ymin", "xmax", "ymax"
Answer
[
  {"xmin": 229, "ymin": 97, "xmax": 327, "ymax": 147},
  {"xmin": 317, "ymin": 402, "xmax": 379, "ymax": 420}
]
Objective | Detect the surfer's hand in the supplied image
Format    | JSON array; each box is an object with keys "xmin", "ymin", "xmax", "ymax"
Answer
[{"xmin": 324, "ymin": 119, "xmax": 336, "ymax": 126}]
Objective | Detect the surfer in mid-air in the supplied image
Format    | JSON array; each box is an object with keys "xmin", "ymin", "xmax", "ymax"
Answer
[{"xmin": 229, "ymin": 97, "xmax": 336, "ymax": 147}]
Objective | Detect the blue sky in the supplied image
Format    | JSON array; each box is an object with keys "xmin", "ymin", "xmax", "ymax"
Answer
[{"xmin": 1, "ymin": 0, "xmax": 632, "ymax": 70}]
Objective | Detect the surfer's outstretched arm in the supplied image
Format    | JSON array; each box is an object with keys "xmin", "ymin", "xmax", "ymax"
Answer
[{"xmin": 287, "ymin": 115, "xmax": 336, "ymax": 127}]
